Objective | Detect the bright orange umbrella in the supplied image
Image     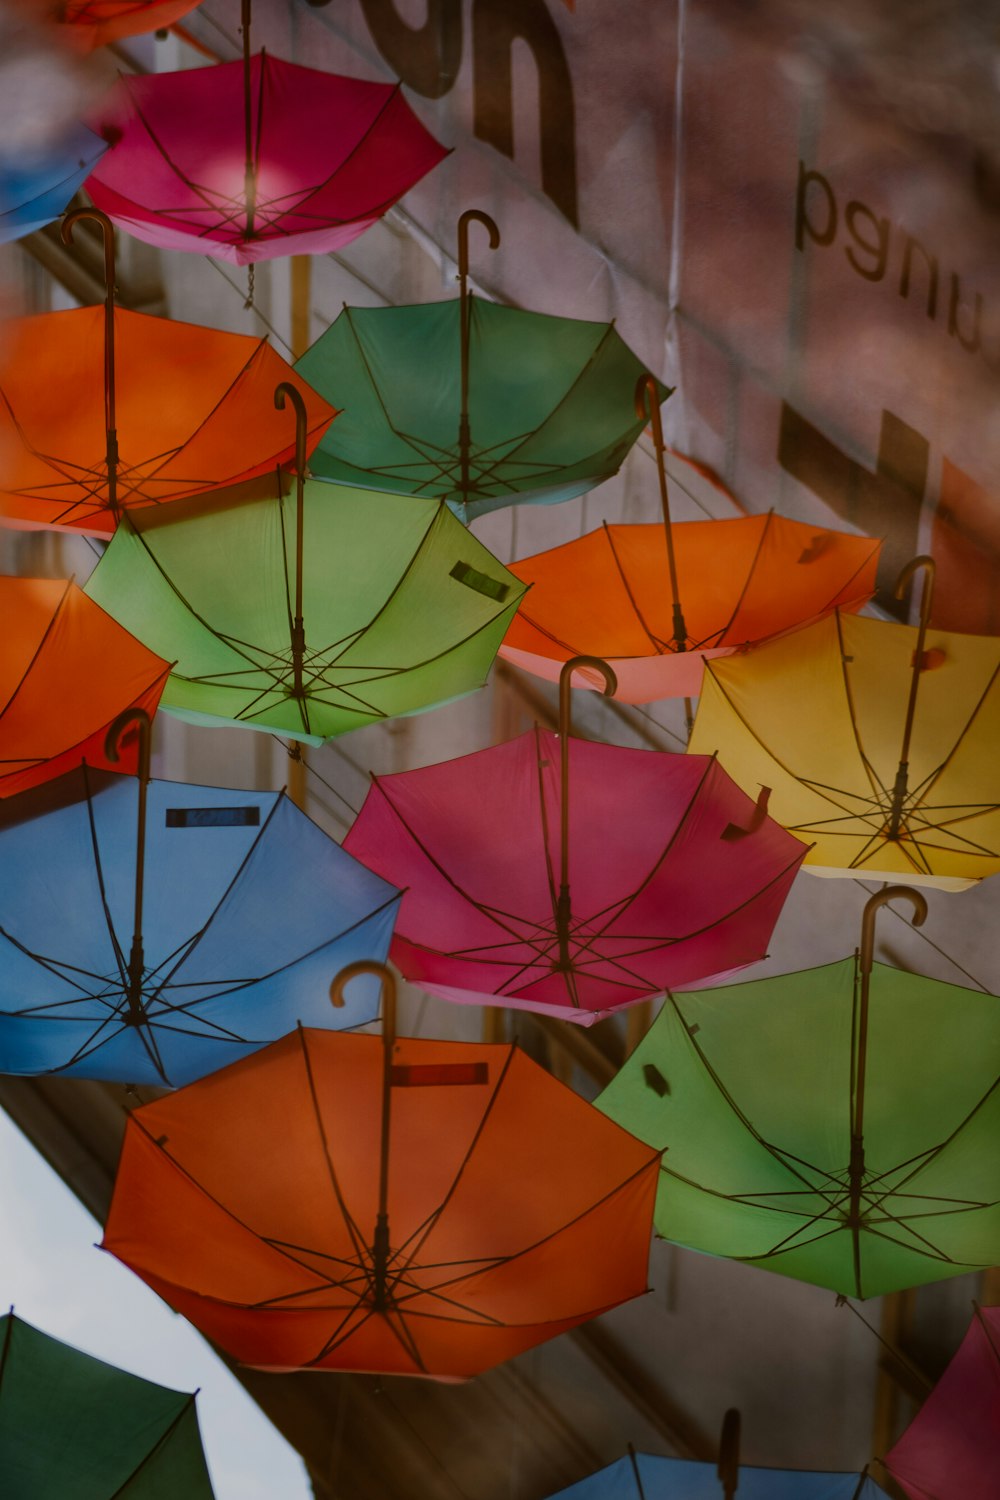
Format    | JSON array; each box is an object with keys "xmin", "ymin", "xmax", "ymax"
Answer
[
  {"xmin": 102, "ymin": 962, "xmax": 660, "ymax": 1380},
  {"xmin": 0, "ymin": 576, "xmax": 169, "ymax": 796},
  {"xmin": 18, "ymin": 0, "xmax": 202, "ymax": 49},
  {"xmin": 500, "ymin": 379, "xmax": 880, "ymax": 703},
  {"xmin": 0, "ymin": 208, "xmax": 335, "ymax": 535}
]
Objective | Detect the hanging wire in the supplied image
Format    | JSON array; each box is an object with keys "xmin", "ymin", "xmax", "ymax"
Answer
[
  {"xmin": 271, "ymin": 736, "xmax": 359, "ymax": 819},
  {"xmin": 205, "ymin": 257, "xmax": 296, "ymax": 358},
  {"xmin": 851, "ymin": 878, "xmax": 993, "ymax": 993},
  {"xmin": 835, "ymin": 1295, "xmax": 934, "ymax": 1394}
]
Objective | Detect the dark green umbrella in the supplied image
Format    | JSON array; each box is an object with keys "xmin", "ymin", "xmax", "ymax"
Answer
[
  {"xmin": 597, "ymin": 887, "xmax": 1000, "ymax": 1299},
  {"xmin": 295, "ymin": 211, "xmax": 671, "ymax": 522},
  {"xmin": 0, "ymin": 1310, "xmax": 215, "ymax": 1498}
]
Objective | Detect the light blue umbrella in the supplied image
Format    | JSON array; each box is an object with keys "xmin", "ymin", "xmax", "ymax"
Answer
[{"xmin": 0, "ymin": 123, "xmax": 106, "ymax": 244}]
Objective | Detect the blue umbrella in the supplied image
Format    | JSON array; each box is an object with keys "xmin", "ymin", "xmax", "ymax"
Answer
[
  {"xmin": 0, "ymin": 123, "xmax": 107, "ymax": 244},
  {"xmin": 0, "ymin": 712, "xmax": 400, "ymax": 1086},
  {"xmin": 548, "ymin": 1449, "xmax": 887, "ymax": 1499}
]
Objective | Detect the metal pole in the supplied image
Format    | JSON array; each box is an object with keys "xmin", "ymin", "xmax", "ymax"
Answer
[
  {"xmin": 635, "ymin": 373, "xmax": 686, "ymax": 654},
  {"xmin": 241, "ymin": 0, "xmax": 257, "ymax": 242},
  {"xmin": 331, "ymin": 960, "xmax": 398, "ymax": 1311},
  {"xmin": 556, "ymin": 656, "xmax": 617, "ymax": 973},
  {"xmin": 456, "ymin": 210, "xmax": 499, "ymax": 506},
  {"xmin": 61, "ymin": 208, "xmax": 119, "ymax": 518},
  {"xmin": 887, "ymin": 556, "xmax": 936, "ymax": 841},
  {"xmin": 105, "ymin": 707, "xmax": 154, "ymax": 1026},
  {"xmin": 273, "ymin": 383, "xmax": 308, "ymax": 704}
]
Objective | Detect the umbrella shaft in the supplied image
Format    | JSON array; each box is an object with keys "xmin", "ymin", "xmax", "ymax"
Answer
[
  {"xmin": 458, "ymin": 413, "xmax": 471, "ymax": 494},
  {"xmin": 372, "ymin": 1212, "xmax": 390, "ymax": 1310},
  {"xmin": 887, "ymin": 761, "xmax": 909, "ymax": 840},
  {"xmin": 671, "ymin": 600, "xmax": 687, "ymax": 653},
  {"xmin": 291, "ymin": 617, "xmax": 305, "ymax": 697},
  {"xmin": 125, "ymin": 935, "xmax": 146, "ymax": 1025},
  {"xmin": 556, "ymin": 884, "xmax": 572, "ymax": 972},
  {"xmin": 847, "ymin": 1134, "xmax": 865, "ymax": 1226},
  {"xmin": 106, "ymin": 428, "xmax": 119, "ymax": 515}
]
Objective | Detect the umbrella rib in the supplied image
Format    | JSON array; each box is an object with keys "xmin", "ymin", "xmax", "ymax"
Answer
[
  {"xmin": 80, "ymin": 765, "xmax": 129, "ymax": 987},
  {"xmin": 342, "ymin": 306, "xmax": 447, "ymax": 469},
  {"xmin": 295, "ymin": 1026, "xmax": 372, "ymax": 1268},
  {"xmin": 492, "ymin": 318, "xmax": 621, "ymax": 467},
  {"xmin": 274, "ymin": 80, "xmax": 405, "ymax": 217},
  {"xmin": 601, "ymin": 521, "xmax": 676, "ymax": 655},
  {"xmin": 0, "ymin": 577, "xmax": 75, "ymax": 718},
  {"xmin": 105, "ymin": 1394, "xmax": 202, "ymax": 1500},
  {"xmin": 710, "ymin": 509, "xmax": 773, "ymax": 646}
]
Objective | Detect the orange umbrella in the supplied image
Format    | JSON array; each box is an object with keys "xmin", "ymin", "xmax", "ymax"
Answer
[
  {"xmin": 0, "ymin": 209, "xmax": 335, "ymax": 535},
  {"xmin": 102, "ymin": 962, "xmax": 660, "ymax": 1380},
  {"xmin": 17, "ymin": 0, "xmax": 202, "ymax": 50},
  {"xmin": 501, "ymin": 379, "xmax": 880, "ymax": 703},
  {"xmin": 0, "ymin": 576, "xmax": 169, "ymax": 796}
]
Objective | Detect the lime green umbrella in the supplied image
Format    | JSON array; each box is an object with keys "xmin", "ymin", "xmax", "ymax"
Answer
[
  {"xmin": 0, "ymin": 1310, "xmax": 215, "ymax": 1497},
  {"xmin": 84, "ymin": 386, "xmax": 526, "ymax": 744},
  {"xmin": 295, "ymin": 211, "xmax": 671, "ymax": 522},
  {"xmin": 597, "ymin": 888, "xmax": 1000, "ymax": 1300}
]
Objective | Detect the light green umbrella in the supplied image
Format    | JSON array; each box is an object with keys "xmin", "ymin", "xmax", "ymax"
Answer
[
  {"xmin": 85, "ymin": 385, "xmax": 526, "ymax": 744},
  {"xmin": 597, "ymin": 887, "xmax": 1000, "ymax": 1299},
  {"xmin": 0, "ymin": 1310, "xmax": 215, "ymax": 1498},
  {"xmin": 295, "ymin": 211, "xmax": 671, "ymax": 522}
]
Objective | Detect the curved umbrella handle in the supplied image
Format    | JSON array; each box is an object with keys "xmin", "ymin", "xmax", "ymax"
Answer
[
  {"xmin": 556, "ymin": 656, "xmax": 617, "ymax": 975},
  {"xmin": 275, "ymin": 382, "xmax": 309, "ymax": 702},
  {"xmin": 457, "ymin": 208, "xmax": 500, "ymax": 290},
  {"xmin": 859, "ymin": 885, "xmax": 927, "ymax": 978},
  {"xmin": 329, "ymin": 957, "xmax": 398, "ymax": 1310},
  {"xmin": 62, "ymin": 206, "xmax": 119, "ymax": 516},
  {"xmin": 894, "ymin": 554, "xmax": 936, "ymax": 629},
  {"xmin": 717, "ymin": 1407, "xmax": 741, "ymax": 1499},
  {"xmin": 635, "ymin": 373, "xmax": 687, "ymax": 656},
  {"xmin": 105, "ymin": 707, "xmax": 153, "ymax": 1029}
]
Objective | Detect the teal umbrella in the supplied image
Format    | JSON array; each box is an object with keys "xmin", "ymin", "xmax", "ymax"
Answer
[
  {"xmin": 295, "ymin": 211, "xmax": 671, "ymax": 521},
  {"xmin": 0, "ymin": 1310, "xmax": 215, "ymax": 1498}
]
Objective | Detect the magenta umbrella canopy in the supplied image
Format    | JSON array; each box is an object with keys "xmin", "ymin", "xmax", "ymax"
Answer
[
  {"xmin": 86, "ymin": 54, "xmax": 448, "ymax": 265},
  {"xmin": 343, "ymin": 729, "xmax": 808, "ymax": 1024},
  {"xmin": 884, "ymin": 1304, "xmax": 1000, "ymax": 1500}
]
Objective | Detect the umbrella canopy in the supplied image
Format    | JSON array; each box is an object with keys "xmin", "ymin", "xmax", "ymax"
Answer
[
  {"xmin": 343, "ymin": 658, "xmax": 807, "ymax": 1023},
  {"xmin": 500, "ymin": 511, "xmax": 881, "ymax": 703},
  {"xmin": 84, "ymin": 394, "xmax": 527, "ymax": 744},
  {"xmin": 19, "ymin": 0, "xmax": 203, "ymax": 49},
  {"xmin": 0, "ymin": 121, "xmax": 106, "ymax": 243},
  {"xmin": 0, "ymin": 1310, "xmax": 215, "ymax": 1498},
  {"xmin": 687, "ymin": 556, "xmax": 1000, "ymax": 889},
  {"xmin": 101, "ymin": 961, "xmax": 661, "ymax": 1380},
  {"xmin": 884, "ymin": 1304, "xmax": 1000, "ymax": 1500},
  {"xmin": 597, "ymin": 888, "xmax": 1000, "ymax": 1300},
  {"xmin": 0, "ymin": 210, "xmax": 336, "ymax": 534},
  {"xmin": 294, "ymin": 212, "xmax": 671, "ymax": 522},
  {"xmin": 0, "ymin": 575, "xmax": 169, "ymax": 798},
  {"xmin": 0, "ymin": 721, "xmax": 401, "ymax": 1086},
  {"xmin": 548, "ymin": 1451, "xmax": 887, "ymax": 1498},
  {"xmin": 85, "ymin": 4, "xmax": 448, "ymax": 268}
]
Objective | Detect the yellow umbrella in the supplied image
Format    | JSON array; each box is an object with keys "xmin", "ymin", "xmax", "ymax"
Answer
[{"xmin": 688, "ymin": 556, "xmax": 1000, "ymax": 890}]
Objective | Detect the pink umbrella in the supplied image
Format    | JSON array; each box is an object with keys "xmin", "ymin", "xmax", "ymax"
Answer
[
  {"xmin": 85, "ymin": 0, "xmax": 448, "ymax": 276},
  {"xmin": 884, "ymin": 1304, "xmax": 1000, "ymax": 1500},
  {"xmin": 344, "ymin": 657, "xmax": 808, "ymax": 1024}
]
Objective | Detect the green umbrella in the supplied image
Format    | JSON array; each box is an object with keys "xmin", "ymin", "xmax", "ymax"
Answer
[
  {"xmin": 295, "ymin": 211, "xmax": 671, "ymax": 522},
  {"xmin": 597, "ymin": 887, "xmax": 1000, "ymax": 1300},
  {"xmin": 0, "ymin": 1310, "xmax": 215, "ymax": 1498},
  {"xmin": 84, "ymin": 385, "xmax": 526, "ymax": 744}
]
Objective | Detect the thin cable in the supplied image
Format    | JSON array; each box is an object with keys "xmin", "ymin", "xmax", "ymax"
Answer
[
  {"xmin": 271, "ymin": 737, "xmax": 359, "ymax": 818},
  {"xmin": 370, "ymin": 1384, "xmax": 477, "ymax": 1500},
  {"xmin": 205, "ymin": 257, "xmax": 296, "ymax": 358},
  {"xmin": 851, "ymin": 879, "xmax": 993, "ymax": 993},
  {"xmin": 836, "ymin": 1295, "xmax": 934, "ymax": 1393}
]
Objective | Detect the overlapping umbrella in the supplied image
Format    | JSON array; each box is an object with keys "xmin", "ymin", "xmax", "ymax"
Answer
[
  {"xmin": 0, "ymin": 712, "xmax": 401, "ymax": 1085},
  {"xmin": 0, "ymin": 1310, "xmax": 216, "ymax": 1498},
  {"xmin": 84, "ymin": 385, "xmax": 527, "ymax": 742},
  {"xmin": 0, "ymin": 208, "xmax": 335, "ymax": 533},
  {"xmin": 85, "ymin": 0, "xmax": 448, "ymax": 270},
  {"xmin": 0, "ymin": 575, "xmax": 169, "ymax": 798},
  {"xmin": 101, "ymin": 960, "xmax": 661, "ymax": 1379},
  {"xmin": 884, "ymin": 1303, "xmax": 1000, "ymax": 1500},
  {"xmin": 20, "ymin": 0, "xmax": 203, "ymax": 48},
  {"xmin": 0, "ymin": 120, "xmax": 105, "ymax": 243},
  {"xmin": 295, "ymin": 212, "xmax": 671, "ymax": 521},
  {"xmin": 597, "ymin": 887, "xmax": 1000, "ymax": 1299},
  {"xmin": 501, "ymin": 381, "xmax": 880, "ymax": 702},
  {"xmin": 688, "ymin": 556, "xmax": 1000, "ymax": 888},
  {"xmin": 343, "ymin": 657, "xmax": 807, "ymax": 1023}
]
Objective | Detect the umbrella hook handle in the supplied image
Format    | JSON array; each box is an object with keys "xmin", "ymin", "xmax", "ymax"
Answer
[
  {"xmin": 456, "ymin": 210, "xmax": 499, "ymax": 506},
  {"xmin": 105, "ymin": 707, "xmax": 153, "ymax": 1028},
  {"xmin": 848, "ymin": 885, "xmax": 926, "ymax": 1279},
  {"xmin": 274, "ymin": 382, "xmax": 308, "ymax": 704},
  {"xmin": 330, "ymin": 959, "xmax": 398, "ymax": 1310},
  {"xmin": 62, "ymin": 207, "xmax": 119, "ymax": 517},
  {"xmin": 717, "ymin": 1406, "xmax": 741, "ymax": 1499},
  {"xmin": 635, "ymin": 373, "xmax": 687, "ymax": 656},
  {"xmin": 887, "ymin": 555, "xmax": 936, "ymax": 841},
  {"xmin": 555, "ymin": 656, "xmax": 617, "ymax": 975}
]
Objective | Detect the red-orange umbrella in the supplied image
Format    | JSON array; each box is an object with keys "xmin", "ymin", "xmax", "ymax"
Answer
[
  {"xmin": 0, "ymin": 208, "xmax": 335, "ymax": 534},
  {"xmin": 102, "ymin": 962, "xmax": 660, "ymax": 1380},
  {"xmin": 0, "ymin": 575, "xmax": 169, "ymax": 796},
  {"xmin": 500, "ymin": 379, "xmax": 880, "ymax": 704},
  {"xmin": 18, "ymin": 0, "xmax": 203, "ymax": 50}
]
